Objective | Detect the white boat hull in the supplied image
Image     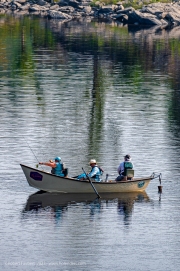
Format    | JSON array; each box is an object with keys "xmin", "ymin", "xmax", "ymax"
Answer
[{"xmin": 21, "ymin": 164, "xmax": 154, "ymax": 193}]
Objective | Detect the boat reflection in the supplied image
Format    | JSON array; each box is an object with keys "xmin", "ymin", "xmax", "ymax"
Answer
[
  {"xmin": 23, "ymin": 191, "xmax": 151, "ymax": 223},
  {"xmin": 117, "ymin": 192, "xmax": 150, "ymax": 225}
]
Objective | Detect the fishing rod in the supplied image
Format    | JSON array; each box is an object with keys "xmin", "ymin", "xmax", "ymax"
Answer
[
  {"xmin": 21, "ymin": 136, "xmax": 46, "ymax": 170},
  {"xmin": 23, "ymin": 137, "xmax": 39, "ymax": 163}
]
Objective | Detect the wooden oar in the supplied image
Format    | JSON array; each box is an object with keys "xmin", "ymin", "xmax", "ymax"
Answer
[{"xmin": 82, "ymin": 168, "xmax": 101, "ymax": 198}]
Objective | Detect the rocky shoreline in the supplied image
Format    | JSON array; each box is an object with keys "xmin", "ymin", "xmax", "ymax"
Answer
[{"xmin": 1, "ymin": 0, "xmax": 180, "ymax": 27}]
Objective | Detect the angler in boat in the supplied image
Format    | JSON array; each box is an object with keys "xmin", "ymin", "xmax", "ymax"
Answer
[
  {"xmin": 76, "ymin": 159, "xmax": 103, "ymax": 182},
  {"xmin": 115, "ymin": 154, "xmax": 134, "ymax": 182},
  {"xmin": 39, "ymin": 156, "xmax": 68, "ymax": 177}
]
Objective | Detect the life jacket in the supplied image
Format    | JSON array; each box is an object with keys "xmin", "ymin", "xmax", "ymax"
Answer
[
  {"xmin": 99, "ymin": 166, "xmax": 104, "ymax": 175},
  {"xmin": 90, "ymin": 165, "xmax": 103, "ymax": 182},
  {"xmin": 51, "ymin": 162, "xmax": 64, "ymax": 177},
  {"xmin": 123, "ymin": 162, "xmax": 133, "ymax": 176}
]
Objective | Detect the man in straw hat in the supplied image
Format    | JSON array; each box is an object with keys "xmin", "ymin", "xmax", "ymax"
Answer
[
  {"xmin": 115, "ymin": 154, "xmax": 133, "ymax": 182},
  {"xmin": 77, "ymin": 159, "xmax": 103, "ymax": 182}
]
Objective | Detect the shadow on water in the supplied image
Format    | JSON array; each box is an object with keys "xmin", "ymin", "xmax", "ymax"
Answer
[{"xmin": 22, "ymin": 191, "xmax": 152, "ymax": 223}]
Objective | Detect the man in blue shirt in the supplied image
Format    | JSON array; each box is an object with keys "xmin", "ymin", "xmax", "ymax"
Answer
[
  {"xmin": 77, "ymin": 159, "xmax": 102, "ymax": 182},
  {"xmin": 115, "ymin": 154, "xmax": 134, "ymax": 182}
]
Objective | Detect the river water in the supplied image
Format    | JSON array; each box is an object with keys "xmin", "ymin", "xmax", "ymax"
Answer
[{"xmin": 0, "ymin": 15, "xmax": 180, "ymax": 270}]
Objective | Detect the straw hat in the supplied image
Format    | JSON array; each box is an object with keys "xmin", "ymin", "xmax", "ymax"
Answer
[{"xmin": 89, "ymin": 159, "xmax": 96, "ymax": 165}]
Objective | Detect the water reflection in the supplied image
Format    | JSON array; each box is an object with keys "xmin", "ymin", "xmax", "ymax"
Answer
[
  {"xmin": 23, "ymin": 191, "xmax": 151, "ymax": 225},
  {"xmin": 117, "ymin": 192, "xmax": 150, "ymax": 225},
  {"xmin": 1, "ymin": 16, "xmax": 180, "ymax": 155}
]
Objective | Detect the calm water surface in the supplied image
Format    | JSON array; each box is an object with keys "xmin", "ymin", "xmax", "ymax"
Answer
[{"xmin": 0, "ymin": 15, "xmax": 180, "ymax": 270}]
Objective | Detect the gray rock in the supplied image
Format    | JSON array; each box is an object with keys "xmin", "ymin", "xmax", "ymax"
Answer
[
  {"xmin": 1, "ymin": 0, "xmax": 180, "ymax": 28},
  {"xmin": 68, "ymin": 0, "xmax": 80, "ymax": 9},
  {"xmin": 98, "ymin": 5, "xmax": 118, "ymax": 15},
  {"xmin": 114, "ymin": 13, "xmax": 128, "ymax": 22},
  {"xmin": 165, "ymin": 11, "xmax": 180, "ymax": 25},
  {"xmin": 28, "ymin": 10, "xmax": 40, "ymax": 15},
  {"xmin": 116, "ymin": 7, "xmax": 134, "ymax": 15},
  {"xmin": 59, "ymin": 6, "xmax": 75, "ymax": 13},
  {"xmin": 58, "ymin": 0, "xmax": 68, "ymax": 7},
  {"xmin": 14, "ymin": 1, "xmax": 22, "ymax": 8},
  {"xmin": 141, "ymin": 5, "xmax": 164, "ymax": 15},
  {"xmin": 73, "ymin": 11, "xmax": 82, "ymax": 17},
  {"xmin": 48, "ymin": 10, "xmax": 72, "ymax": 19},
  {"xmin": 50, "ymin": 4, "xmax": 59, "ymax": 10},
  {"xmin": 160, "ymin": 18, "xmax": 169, "ymax": 26},
  {"xmin": 128, "ymin": 10, "xmax": 163, "ymax": 25},
  {"xmin": 117, "ymin": 4, "xmax": 124, "ymax": 11},
  {"xmin": 77, "ymin": 5, "xmax": 84, "ymax": 10},
  {"xmin": 81, "ymin": 0, "xmax": 92, "ymax": 6},
  {"xmin": 98, "ymin": 7, "xmax": 113, "ymax": 14},
  {"xmin": 17, "ymin": 9, "xmax": 29, "ymax": 14},
  {"xmin": 16, "ymin": 0, "xmax": 27, "ymax": 3},
  {"xmin": 20, "ymin": 3, "xmax": 30, "ymax": 10},
  {"xmin": 157, "ymin": 12, "xmax": 167, "ymax": 19},
  {"xmin": 83, "ymin": 6, "xmax": 91, "ymax": 13},
  {"xmin": 169, "ymin": 4, "xmax": 180, "ymax": 14},
  {"xmin": 37, "ymin": 0, "xmax": 47, "ymax": 6},
  {"xmin": 29, "ymin": 4, "xmax": 41, "ymax": 11}
]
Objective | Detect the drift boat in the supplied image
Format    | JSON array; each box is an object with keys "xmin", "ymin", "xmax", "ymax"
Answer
[{"xmin": 20, "ymin": 164, "xmax": 161, "ymax": 193}]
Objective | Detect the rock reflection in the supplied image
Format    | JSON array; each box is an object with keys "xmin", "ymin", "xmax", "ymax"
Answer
[{"xmin": 23, "ymin": 191, "xmax": 150, "ymax": 225}]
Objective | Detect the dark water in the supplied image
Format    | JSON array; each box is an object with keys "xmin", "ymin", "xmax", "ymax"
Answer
[{"xmin": 0, "ymin": 15, "xmax": 180, "ymax": 270}]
